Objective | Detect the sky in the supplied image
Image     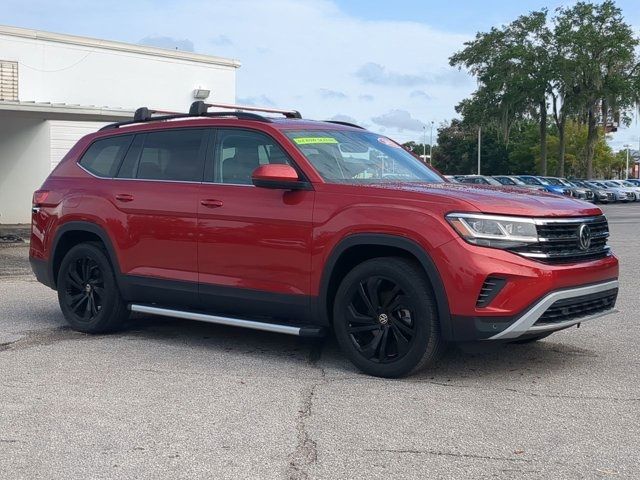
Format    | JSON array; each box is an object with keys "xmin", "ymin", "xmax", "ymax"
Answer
[{"xmin": 1, "ymin": 0, "xmax": 639, "ymax": 150}]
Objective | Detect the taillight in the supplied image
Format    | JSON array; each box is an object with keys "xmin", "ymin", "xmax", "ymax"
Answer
[{"xmin": 33, "ymin": 190, "xmax": 49, "ymax": 206}]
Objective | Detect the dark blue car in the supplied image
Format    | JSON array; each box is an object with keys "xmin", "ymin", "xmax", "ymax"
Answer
[{"xmin": 518, "ymin": 176, "xmax": 571, "ymax": 196}]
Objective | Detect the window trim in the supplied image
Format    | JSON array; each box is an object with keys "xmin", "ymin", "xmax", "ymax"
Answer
[{"xmin": 205, "ymin": 127, "xmax": 309, "ymax": 186}]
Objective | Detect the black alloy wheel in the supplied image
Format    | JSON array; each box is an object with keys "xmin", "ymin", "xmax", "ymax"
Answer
[
  {"xmin": 63, "ymin": 256, "xmax": 105, "ymax": 322},
  {"xmin": 333, "ymin": 257, "xmax": 445, "ymax": 378},
  {"xmin": 346, "ymin": 276, "xmax": 417, "ymax": 364},
  {"xmin": 57, "ymin": 243, "xmax": 128, "ymax": 333}
]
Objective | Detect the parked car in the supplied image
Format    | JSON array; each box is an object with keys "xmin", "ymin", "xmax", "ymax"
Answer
[
  {"xmin": 518, "ymin": 175, "xmax": 571, "ymax": 196},
  {"xmin": 29, "ymin": 101, "xmax": 619, "ymax": 378},
  {"xmin": 626, "ymin": 179, "xmax": 640, "ymax": 187},
  {"xmin": 550, "ymin": 177, "xmax": 595, "ymax": 202},
  {"xmin": 456, "ymin": 175, "xmax": 503, "ymax": 186},
  {"xmin": 606, "ymin": 180, "xmax": 640, "ymax": 199},
  {"xmin": 600, "ymin": 181, "xmax": 638, "ymax": 201},
  {"xmin": 444, "ymin": 175, "xmax": 460, "ymax": 183},
  {"xmin": 586, "ymin": 181, "xmax": 633, "ymax": 202},
  {"xmin": 492, "ymin": 175, "xmax": 545, "ymax": 191},
  {"xmin": 571, "ymin": 180, "xmax": 616, "ymax": 204}
]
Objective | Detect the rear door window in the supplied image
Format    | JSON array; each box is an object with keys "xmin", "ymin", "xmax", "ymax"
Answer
[
  {"xmin": 79, "ymin": 135, "xmax": 133, "ymax": 177},
  {"xmin": 117, "ymin": 129, "xmax": 207, "ymax": 182}
]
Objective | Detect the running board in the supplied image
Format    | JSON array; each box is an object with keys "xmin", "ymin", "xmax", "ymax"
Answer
[{"xmin": 129, "ymin": 304, "xmax": 325, "ymax": 337}]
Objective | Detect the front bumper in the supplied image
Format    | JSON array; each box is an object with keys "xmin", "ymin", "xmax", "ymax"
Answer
[{"xmin": 486, "ymin": 280, "xmax": 618, "ymax": 340}]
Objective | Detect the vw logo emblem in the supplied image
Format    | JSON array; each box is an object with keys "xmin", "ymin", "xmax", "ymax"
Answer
[
  {"xmin": 578, "ymin": 224, "xmax": 591, "ymax": 251},
  {"xmin": 378, "ymin": 313, "xmax": 389, "ymax": 325}
]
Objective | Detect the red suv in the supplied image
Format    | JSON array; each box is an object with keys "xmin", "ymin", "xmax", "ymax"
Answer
[{"xmin": 29, "ymin": 101, "xmax": 619, "ymax": 377}]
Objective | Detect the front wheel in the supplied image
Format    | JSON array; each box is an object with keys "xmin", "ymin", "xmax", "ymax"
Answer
[
  {"xmin": 57, "ymin": 243, "xmax": 128, "ymax": 333},
  {"xmin": 332, "ymin": 257, "xmax": 445, "ymax": 378}
]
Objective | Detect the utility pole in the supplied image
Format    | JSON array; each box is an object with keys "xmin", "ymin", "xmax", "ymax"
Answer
[
  {"xmin": 429, "ymin": 121, "xmax": 434, "ymax": 166},
  {"xmin": 624, "ymin": 144, "xmax": 630, "ymax": 179},
  {"xmin": 423, "ymin": 126, "xmax": 427, "ymax": 164},
  {"xmin": 477, "ymin": 126, "xmax": 482, "ymax": 175}
]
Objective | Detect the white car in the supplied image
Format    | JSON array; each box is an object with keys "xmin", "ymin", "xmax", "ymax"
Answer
[{"xmin": 607, "ymin": 180, "xmax": 640, "ymax": 200}]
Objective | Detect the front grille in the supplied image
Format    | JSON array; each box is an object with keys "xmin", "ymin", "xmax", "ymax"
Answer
[
  {"xmin": 585, "ymin": 191, "xmax": 594, "ymax": 200},
  {"xmin": 476, "ymin": 276, "xmax": 506, "ymax": 308},
  {"xmin": 511, "ymin": 216, "xmax": 610, "ymax": 264},
  {"xmin": 535, "ymin": 288, "xmax": 618, "ymax": 326}
]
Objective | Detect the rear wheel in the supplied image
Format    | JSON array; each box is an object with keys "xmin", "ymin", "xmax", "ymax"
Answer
[
  {"xmin": 332, "ymin": 257, "xmax": 445, "ymax": 378},
  {"xmin": 57, "ymin": 243, "xmax": 128, "ymax": 333}
]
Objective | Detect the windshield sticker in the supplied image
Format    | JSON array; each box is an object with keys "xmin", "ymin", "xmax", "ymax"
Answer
[
  {"xmin": 378, "ymin": 137, "xmax": 401, "ymax": 148},
  {"xmin": 293, "ymin": 137, "xmax": 339, "ymax": 145}
]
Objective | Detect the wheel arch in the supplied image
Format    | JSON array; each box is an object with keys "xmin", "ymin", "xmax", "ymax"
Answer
[
  {"xmin": 317, "ymin": 234, "xmax": 453, "ymax": 340},
  {"xmin": 50, "ymin": 221, "xmax": 121, "ymax": 289}
]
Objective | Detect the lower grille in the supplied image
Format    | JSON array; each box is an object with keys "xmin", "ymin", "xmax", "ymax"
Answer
[
  {"xmin": 476, "ymin": 277, "xmax": 506, "ymax": 308},
  {"xmin": 535, "ymin": 288, "xmax": 618, "ymax": 326}
]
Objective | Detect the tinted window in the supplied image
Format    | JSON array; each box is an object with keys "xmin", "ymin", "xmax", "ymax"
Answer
[
  {"xmin": 213, "ymin": 129, "xmax": 292, "ymax": 184},
  {"xmin": 116, "ymin": 135, "xmax": 145, "ymax": 179},
  {"xmin": 79, "ymin": 135, "xmax": 133, "ymax": 177},
  {"xmin": 131, "ymin": 130, "xmax": 206, "ymax": 181}
]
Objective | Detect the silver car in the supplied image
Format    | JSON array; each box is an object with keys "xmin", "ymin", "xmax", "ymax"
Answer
[
  {"xmin": 606, "ymin": 180, "xmax": 640, "ymax": 200},
  {"xmin": 587, "ymin": 181, "xmax": 633, "ymax": 202}
]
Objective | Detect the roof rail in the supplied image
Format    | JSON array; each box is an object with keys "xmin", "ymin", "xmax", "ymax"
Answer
[
  {"xmin": 324, "ymin": 120, "xmax": 364, "ymax": 129},
  {"xmin": 190, "ymin": 100, "xmax": 302, "ymax": 119},
  {"xmin": 100, "ymin": 107, "xmax": 188, "ymax": 131}
]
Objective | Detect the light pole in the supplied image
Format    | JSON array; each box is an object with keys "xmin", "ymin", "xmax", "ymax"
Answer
[
  {"xmin": 422, "ymin": 126, "xmax": 427, "ymax": 164},
  {"xmin": 429, "ymin": 121, "xmax": 434, "ymax": 166},
  {"xmin": 477, "ymin": 126, "xmax": 482, "ymax": 175},
  {"xmin": 624, "ymin": 144, "xmax": 630, "ymax": 179}
]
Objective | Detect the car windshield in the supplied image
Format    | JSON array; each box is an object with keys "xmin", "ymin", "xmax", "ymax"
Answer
[
  {"xmin": 520, "ymin": 176, "xmax": 546, "ymax": 186},
  {"xmin": 284, "ymin": 130, "xmax": 444, "ymax": 184},
  {"xmin": 495, "ymin": 177, "xmax": 515, "ymax": 185},
  {"xmin": 604, "ymin": 181, "xmax": 619, "ymax": 187},
  {"xmin": 544, "ymin": 178, "xmax": 564, "ymax": 186},
  {"xmin": 621, "ymin": 181, "xmax": 635, "ymax": 187}
]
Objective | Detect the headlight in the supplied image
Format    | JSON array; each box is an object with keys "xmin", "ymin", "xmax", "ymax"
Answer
[{"xmin": 446, "ymin": 213, "xmax": 538, "ymax": 249}]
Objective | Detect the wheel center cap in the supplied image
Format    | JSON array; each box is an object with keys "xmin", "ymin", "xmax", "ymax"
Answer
[
  {"xmin": 378, "ymin": 313, "xmax": 389, "ymax": 325},
  {"xmin": 84, "ymin": 284, "xmax": 92, "ymax": 293}
]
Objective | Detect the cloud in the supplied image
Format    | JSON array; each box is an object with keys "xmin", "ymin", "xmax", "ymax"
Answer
[
  {"xmin": 236, "ymin": 95, "xmax": 276, "ymax": 107},
  {"xmin": 410, "ymin": 90, "xmax": 432, "ymax": 100},
  {"xmin": 355, "ymin": 62, "xmax": 429, "ymax": 87},
  {"xmin": 139, "ymin": 36, "xmax": 194, "ymax": 52},
  {"xmin": 319, "ymin": 88, "xmax": 348, "ymax": 100},
  {"xmin": 371, "ymin": 110, "xmax": 426, "ymax": 132},
  {"xmin": 211, "ymin": 35, "xmax": 233, "ymax": 46},
  {"xmin": 358, "ymin": 94, "xmax": 374, "ymax": 102}
]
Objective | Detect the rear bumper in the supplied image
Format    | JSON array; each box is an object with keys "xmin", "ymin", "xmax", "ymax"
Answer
[
  {"xmin": 450, "ymin": 280, "xmax": 618, "ymax": 341},
  {"xmin": 29, "ymin": 256, "xmax": 55, "ymax": 289}
]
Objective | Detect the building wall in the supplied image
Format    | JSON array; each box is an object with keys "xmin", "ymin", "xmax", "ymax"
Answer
[
  {"xmin": 0, "ymin": 28, "xmax": 237, "ymax": 111},
  {"xmin": 0, "ymin": 116, "xmax": 50, "ymax": 224},
  {"xmin": 49, "ymin": 121, "xmax": 107, "ymax": 169}
]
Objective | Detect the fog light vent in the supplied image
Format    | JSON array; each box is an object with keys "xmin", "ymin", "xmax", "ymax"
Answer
[{"xmin": 476, "ymin": 276, "xmax": 507, "ymax": 308}]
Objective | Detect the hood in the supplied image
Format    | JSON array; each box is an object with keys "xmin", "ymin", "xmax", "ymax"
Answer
[{"xmin": 365, "ymin": 182, "xmax": 602, "ymax": 217}]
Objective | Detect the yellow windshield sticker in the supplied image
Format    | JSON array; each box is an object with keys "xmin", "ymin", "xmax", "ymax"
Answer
[{"xmin": 293, "ymin": 137, "xmax": 339, "ymax": 145}]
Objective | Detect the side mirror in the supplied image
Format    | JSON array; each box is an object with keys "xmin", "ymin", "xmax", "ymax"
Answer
[{"xmin": 251, "ymin": 164, "xmax": 312, "ymax": 190}]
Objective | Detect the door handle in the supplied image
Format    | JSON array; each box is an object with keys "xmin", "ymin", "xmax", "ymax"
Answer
[
  {"xmin": 200, "ymin": 199, "xmax": 224, "ymax": 208},
  {"xmin": 115, "ymin": 193, "xmax": 134, "ymax": 202}
]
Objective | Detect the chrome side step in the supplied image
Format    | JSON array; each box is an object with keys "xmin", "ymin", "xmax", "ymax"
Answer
[{"xmin": 129, "ymin": 304, "xmax": 324, "ymax": 337}]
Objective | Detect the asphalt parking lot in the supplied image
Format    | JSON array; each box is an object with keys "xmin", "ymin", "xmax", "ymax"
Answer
[{"xmin": 1, "ymin": 204, "xmax": 638, "ymax": 480}]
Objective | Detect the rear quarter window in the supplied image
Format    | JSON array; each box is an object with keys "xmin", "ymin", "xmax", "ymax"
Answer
[{"xmin": 79, "ymin": 135, "xmax": 133, "ymax": 177}]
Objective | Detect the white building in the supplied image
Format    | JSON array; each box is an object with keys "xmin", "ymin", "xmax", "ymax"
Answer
[{"xmin": 0, "ymin": 25, "xmax": 240, "ymax": 224}]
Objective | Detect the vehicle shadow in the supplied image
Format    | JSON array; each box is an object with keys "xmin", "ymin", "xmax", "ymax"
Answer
[{"xmin": 119, "ymin": 315, "xmax": 593, "ymax": 381}]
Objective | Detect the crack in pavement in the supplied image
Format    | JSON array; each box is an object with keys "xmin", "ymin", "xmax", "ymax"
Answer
[
  {"xmin": 0, "ymin": 327, "xmax": 87, "ymax": 353},
  {"xmin": 285, "ymin": 341, "xmax": 327, "ymax": 480},
  {"xmin": 410, "ymin": 380, "xmax": 640, "ymax": 403},
  {"xmin": 363, "ymin": 448, "xmax": 534, "ymax": 464}
]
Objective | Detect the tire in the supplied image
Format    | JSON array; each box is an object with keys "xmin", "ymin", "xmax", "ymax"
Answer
[
  {"xmin": 332, "ymin": 257, "xmax": 446, "ymax": 378},
  {"xmin": 57, "ymin": 242, "xmax": 128, "ymax": 333},
  {"xmin": 511, "ymin": 333, "xmax": 552, "ymax": 344}
]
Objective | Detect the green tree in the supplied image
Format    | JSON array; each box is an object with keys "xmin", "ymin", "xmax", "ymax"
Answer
[
  {"xmin": 450, "ymin": 10, "xmax": 553, "ymax": 173},
  {"xmin": 552, "ymin": 1, "xmax": 639, "ymax": 178}
]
